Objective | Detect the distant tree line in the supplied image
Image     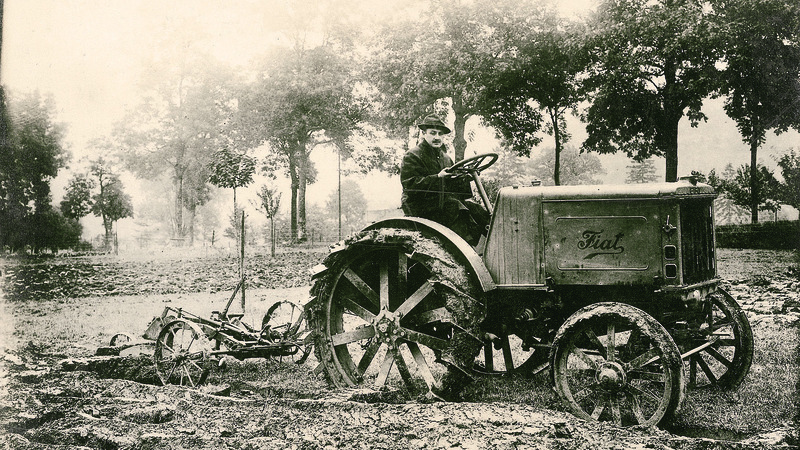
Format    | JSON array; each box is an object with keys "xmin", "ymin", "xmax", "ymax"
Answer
[
  {"xmin": 3, "ymin": 0, "xmax": 799, "ymax": 253},
  {"xmin": 0, "ymin": 88, "xmax": 78, "ymax": 253}
]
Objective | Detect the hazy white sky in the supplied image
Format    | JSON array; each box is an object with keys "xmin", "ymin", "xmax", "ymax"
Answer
[{"xmin": 1, "ymin": 0, "xmax": 797, "ymax": 237}]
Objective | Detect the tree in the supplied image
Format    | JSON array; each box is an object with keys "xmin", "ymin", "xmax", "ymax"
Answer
[
  {"xmin": 239, "ymin": 6, "xmax": 367, "ymax": 243},
  {"xmin": 528, "ymin": 146, "xmax": 605, "ymax": 186},
  {"xmin": 716, "ymin": 163, "xmax": 782, "ymax": 221},
  {"xmin": 60, "ymin": 174, "xmax": 94, "ymax": 220},
  {"xmin": 208, "ymin": 148, "xmax": 256, "ymax": 243},
  {"xmin": 625, "ymin": 159, "xmax": 659, "ymax": 184},
  {"xmin": 324, "ymin": 179, "xmax": 367, "ymax": 235},
  {"xmin": 254, "ymin": 184, "xmax": 282, "ymax": 257},
  {"xmin": 582, "ymin": 0, "xmax": 719, "ymax": 182},
  {"xmin": 711, "ymin": 0, "xmax": 800, "ymax": 223},
  {"xmin": 89, "ymin": 159, "xmax": 134, "ymax": 249},
  {"xmin": 480, "ymin": 16, "xmax": 586, "ymax": 185},
  {"xmin": 0, "ymin": 90, "xmax": 68, "ymax": 252},
  {"xmin": 776, "ymin": 149, "xmax": 800, "ymax": 210},
  {"xmin": 366, "ymin": 0, "xmax": 543, "ymax": 161},
  {"xmin": 111, "ymin": 29, "xmax": 237, "ymax": 244}
]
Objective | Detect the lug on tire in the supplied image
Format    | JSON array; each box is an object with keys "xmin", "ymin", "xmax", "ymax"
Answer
[
  {"xmin": 550, "ymin": 303, "xmax": 684, "ymax": 427},
  {"xmin": 306, "ymin": 229, "xmax": 484, "ymax": 400}
]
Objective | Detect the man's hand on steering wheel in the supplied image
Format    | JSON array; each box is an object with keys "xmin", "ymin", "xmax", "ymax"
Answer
[
  {"xmin": 437, "ymin": 167, "xmax": 468, "ymax": 178},
  {"xmin": 445, "ymin": 153, "xmax": 499, "ymax": 175}
]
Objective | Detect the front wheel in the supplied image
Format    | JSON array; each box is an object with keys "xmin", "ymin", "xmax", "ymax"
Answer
[
  {"xmin": 307, "ymin": 229, "xmax": 485, "ymax": 400},
  {"xmin": 550, "ymin": 303, "xmax": 684, "ymax": 427}
]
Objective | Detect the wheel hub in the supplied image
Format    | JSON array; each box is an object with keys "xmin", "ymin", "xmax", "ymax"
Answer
[
  {"xmin": 596, "ymin": 362, "xmax": 626, "ymax": 391},
  {"xmin": 373, "ymin": 309, "xmax": 403, "ymax": 345}
]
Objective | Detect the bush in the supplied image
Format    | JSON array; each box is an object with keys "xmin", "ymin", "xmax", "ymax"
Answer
[{"xmin": 716, "ymin": 220, "xmax": 800, "ymax": 250}]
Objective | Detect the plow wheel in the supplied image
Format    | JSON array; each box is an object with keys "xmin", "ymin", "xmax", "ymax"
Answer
[
  {"xmin": 684, "ymin": 289, "xmax": 753, "ymax": 390},
  {"xmin": 154, "ymin": 319, "xmax": 212, "ymax": 387},
  {"xmin": 551, "ymin": 303, "xmax": 684, "ymax": 427},
  {"xmin": 308, "ymin": 229, "xmax": 484, "ymax": 400},
  {"xmin": 262, "ymin": 300, "xmax": 306, "ymax": 361}
]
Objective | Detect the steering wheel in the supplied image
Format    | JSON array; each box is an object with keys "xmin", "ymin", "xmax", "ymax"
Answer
[{"xmin": 446, "ymin": 152, "xmax": 499, "ymax": 174}]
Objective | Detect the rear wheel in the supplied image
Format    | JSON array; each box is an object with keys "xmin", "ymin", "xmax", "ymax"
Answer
[
  {"xmin": 683, "ymin": 289, "xmax": 753, "ymax": 390},
  {"xmin": 551, "ymin": 303, "xmax": 684, "ymax": 427},
  {"xmin": 307, "ymin": 229, "xmax": 485, "ymax": 400}
]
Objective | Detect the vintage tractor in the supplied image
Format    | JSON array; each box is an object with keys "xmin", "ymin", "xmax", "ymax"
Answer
[{"xmin": 305, "ymin": 153, "xmax": 753, "ymax": 427}]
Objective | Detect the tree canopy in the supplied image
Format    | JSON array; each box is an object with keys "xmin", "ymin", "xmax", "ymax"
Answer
[
  {"xmin": 0, "ymin": 89, "xmax": 72, "ymax": 252},
  {"xmin": 711, "ymin": 0, "xmax": 800, "ymax": 223},
  {"xmin": 582, "ymin": 0, "xmax": 718, "ymax": 182}
]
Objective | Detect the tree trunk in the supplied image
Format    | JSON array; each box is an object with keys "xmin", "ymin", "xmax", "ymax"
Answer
[
  {"xmin": 102, "ymin": 214, "xmax": 112, "ymax": 250},
  {"xmin": 232, "ymin": 187, "xmax": 239, "ymax": 243},
  {"xmin": 451, "ymin": 96, "xmax": 468, "ymax": 162},
  {"xmin": 289, "ymin": 156, "xmax": 299, "ymax": 243},
  {"xmin": 187, "ymin": 205, "xmax": 196, "ymax": 246},
  {"xmin": 270, "ymin": 217, "xmax": 276, "ymax": 257},
  {"xmin": 174, "ymin": 176, "xmax": 185, "ymax": 240},
  {"xmin": 663, "ymin": 61, "xmax": 680, "ymax": 183},
  {"xmin": 297, "ymin": 147, "xmax": 308, "ymax": 242},
  {"xmin": 750, "ymin": 135, "xmax": 759, "ymax": 224},
  {"xmin": 664, "ymin": 120, "xmax": 679, "ymax": 183},
  {"xmin": 551, "ymin": 109, "xmax": 562, "ymax": 186}
]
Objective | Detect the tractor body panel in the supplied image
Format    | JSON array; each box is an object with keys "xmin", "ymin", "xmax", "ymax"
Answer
[{"xmin": 484, "ymin": 180, "xmax": 717, "ymax": 291}]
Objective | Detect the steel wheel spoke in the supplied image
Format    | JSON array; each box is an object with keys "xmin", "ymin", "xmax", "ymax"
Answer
[
  {"xmin": 340, "ymin": 297, "xmax": 376, "ymax": 322},
  {"xmin": 606, "ymin": 324, "xmax": 616, "ymax": 362},
  {"xmin": 400, "ymin": 327, "xmax": 448, "ymax": 351},
  {"xmin": 628, "ymin": 392, "xmax": 647, "ymax": 424},
  {"xmin": 584, "ymin": 329, "xmax": 607, "ymax": 359},
  {"xmin": 704, "ymin": 346, "xmax": 732, "ymax": 368},
  {"xmin": 395, "ymin": 281, "xmax": 435, "ymax": 318},
  {"xmin": 375, "ymin": 347, "xmax": 395, "ymax": 387},
  {"xmin": 391, "ymin": 347, "xmax": 414, "ymax": 389},
  {"xmin": 572, "ymin": 346, "xmax": 598, "ymax": 370},
  {"xmin": 406, "ymin": 307, "xmax": 452, "ymax": 326},
  {"xmin": 591, "ymin": 403, "xmax": 604, "ymax": 420},
  {"xmin": 626, "ymin": 347, "xmax": 661, "ymax": 371},
  {"xmin": 501, "ymin": 336, "xmax": 514, "ymax": 371},
  {"xmin": 344, "ymin": 269, "xmax": 379, "ymax": 308},
  {"xmin": 397, "ymin": 253, "xmax": 407, "ymax": 300},
  {"xmin": 626, "ymin": 383, "xmax": 661, "ymax": 405},
  {"xmin": 611, "ymin": 397, "xmax": 622, "ymax": 426},
  {"xmin": 380, "ymin": 260, "xmax": 389, "ymax": 311},
  {"xmin": 407, "ymin": 342, "xmax": 436, "ymax": 390},
  {"xmin": 629, "ymin": 370, "xmax": 666, "ymax": 382},
  {"xmin": 695, "ymin": 353, "xmax": 718, "ymax": 384},
  {"xmin": 356, "ymin": 339, "xmax": 382, "ymax": 376},
  {"xmin": 182, "ymin": 365, "xmax": 195, "ymax": 387},
  {"xmin": 331, "ymin": 326, "xmax": 375, "ymax": 346},
  {"xmin": 483, "ymin": 342, "xmax": 494, "ymax": 372}
]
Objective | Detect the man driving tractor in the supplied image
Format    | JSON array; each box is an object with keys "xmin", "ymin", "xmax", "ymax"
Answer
[{"xmin": 400, "ymin": 114, "xmax": 490, "ymax": 246}]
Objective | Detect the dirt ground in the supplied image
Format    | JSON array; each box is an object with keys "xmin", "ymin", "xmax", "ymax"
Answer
[{"xmin": 0, "ymin": 249, "xmax": 798, "ymax": 449}]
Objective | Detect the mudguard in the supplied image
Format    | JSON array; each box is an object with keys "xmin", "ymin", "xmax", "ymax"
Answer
[{"xmin": 363, "ymin": 217, "xmax": 496, "ymax": 293}]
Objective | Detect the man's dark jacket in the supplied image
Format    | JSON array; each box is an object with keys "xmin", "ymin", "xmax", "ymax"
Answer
[{"xmin": 400, "ymin": 140, "xmax": 472, "ymax": 222}]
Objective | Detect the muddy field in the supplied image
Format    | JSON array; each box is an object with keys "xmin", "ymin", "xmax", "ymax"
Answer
[{"xmin": 0, "ymin": 248, "xmax": 798, "ymax": 449}]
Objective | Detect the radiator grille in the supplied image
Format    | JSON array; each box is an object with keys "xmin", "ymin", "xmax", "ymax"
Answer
[{"xmin": 680, "ymin": 199, "xmax": 716, "ymax": 284}]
